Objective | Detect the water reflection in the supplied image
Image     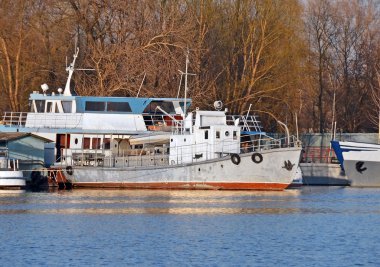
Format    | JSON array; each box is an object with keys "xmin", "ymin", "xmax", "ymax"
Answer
[{"xmin": 0, "ymin": 189, "xmax": 306, "ymax": 215}]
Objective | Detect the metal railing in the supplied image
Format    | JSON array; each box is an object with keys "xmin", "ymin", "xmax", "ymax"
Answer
[
  {"xmin": 2, "ymin": 112, "xmax": 83, "ymax": 129},
  {"xmin": 2, "ymin": 112, "xmax": 28, "ymax": 127},
  {"xmin": 56, "ymin": 133, "xmax": 300, "ymax": 168},
  {"xmin": 301, "ymin": 146, "xmax": 338, "ymax": 164}
]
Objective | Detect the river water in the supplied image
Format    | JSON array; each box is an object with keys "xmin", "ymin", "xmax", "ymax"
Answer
[{"xmin": 0, "ymin": 187, "xmax": 380, "ymax": 266}]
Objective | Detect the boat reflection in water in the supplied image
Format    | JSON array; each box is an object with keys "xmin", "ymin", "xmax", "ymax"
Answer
[{"xmin": 0, "ymin": 189, "xmax": 303, "ymax": 215}]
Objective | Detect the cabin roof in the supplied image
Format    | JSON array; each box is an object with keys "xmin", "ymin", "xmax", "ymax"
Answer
[{"xmin": 0, "ymin": 132, "xmax": 51, "ymax": 142}]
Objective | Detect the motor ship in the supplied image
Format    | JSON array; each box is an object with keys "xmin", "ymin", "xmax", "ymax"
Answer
[
  {"xmin": 0, "ymin": 48, "xmax": 302, "ymax": 190},
  {"xmin": 331, "ymin": 140, "xmax": 380, "ymax": 187},
  {"xmin": 0, "ymin": 148, "xmax": 26, "ymax": 189}
]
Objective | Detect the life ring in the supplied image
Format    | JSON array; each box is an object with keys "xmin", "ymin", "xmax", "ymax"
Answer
[
  {"xmin": 231, "ymin": 154, "xmax": 241, "ymax": 165},
  {"xmin": 252, "ymin": 153, "xmax": 263, "ymax": 164},
  {"xmin": 66, "ymin": 166, "xmax": 74, "ymax": 175}
]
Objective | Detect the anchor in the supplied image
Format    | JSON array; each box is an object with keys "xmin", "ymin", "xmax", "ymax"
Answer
[
  {"xmin": 355, "ymin": 161, "xmax": 367, "ymax": 174},
  {"xmin": 282, "ymin": 160, "xmax": 295, "ymax": 171}
]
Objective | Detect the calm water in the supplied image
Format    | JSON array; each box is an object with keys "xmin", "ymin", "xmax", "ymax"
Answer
[{"xmin": 1, "ymin": 187, "xmax": 380, "ymax": 266}]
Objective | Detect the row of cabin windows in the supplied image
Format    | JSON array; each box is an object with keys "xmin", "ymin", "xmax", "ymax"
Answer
[
  {"xmin": 204, "ymin": 130, "xmax": 238, "ymax": 140},
  {"xmin": 81, "ymin": 138, "xmax": 111, "ymax": 150},
  {"xmin": 85, "ymin": 102, "xmax": 132, "ymax": 112},
  {"xmin": 32, "ymin": 100, "xmax": 181, "ymax": 114},
  {"xmin": 85, "ymin": 100, "xmax": 182, "ymax": 113},
  {"xmin": 33, "ymin": 100, "xmax": 73, "ymax": 113}
]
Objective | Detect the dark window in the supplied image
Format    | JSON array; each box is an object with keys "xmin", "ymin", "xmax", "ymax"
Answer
[
  {"xmin": 233, "ymin": 131, "xmax": 237, "ymax": 140},
  {"xmin": 62, "ymin": 101, "xmax": 72, "ymax": 113},
  {"xmin": 104, "ymin": 138, "xmax": 110, "ymax": 150},
  {"xmin": 83, "ymin": 138, "xmax": 91, "ymax": 149},
  {"xmin": 143, "ymin": 101, "xmax": 175, "ymax": 114},
  {"xmin": 205, "ymin": 130, "xmax": 208, "ymax": 140},
  {"xmin": 85, "ymin": 101, "xmax": 106, "ymax": 112},
  {"xmin": 46, "ymin": 102, "xmax": 52, "ymax": 113},
  {"xmin": 216, "ymin": 131, "xmax": 220, "ymax": 139},
  {"xmin": 107, "ymin": 102, "xmax": 132, "ymax": 112},
  {"xmin": 35, "ymin": 100, "xmax": 45, "ymax": 113},
  {"xmin": 92, "ymin": 138, "xmax": 101, "ymax": 149}
]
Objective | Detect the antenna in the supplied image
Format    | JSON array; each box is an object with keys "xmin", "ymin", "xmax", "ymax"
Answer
[
  {"xmin": 178, "ymin": 49, "xmax": 195, "ymax": 116},
  {"xmin": 176, "ymin": 72, "xmax": 183, "ymax": 98},
  {"xmin": 63, "ymin": 44, "xmax": 94, "ymax": 96},
  {"xmin": 136, "ymin": 72, "xmax": 146, "ymax": 97}
]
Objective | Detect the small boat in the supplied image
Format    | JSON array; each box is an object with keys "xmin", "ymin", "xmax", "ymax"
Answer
[{"xmin": 0, "ymin": 148, "xmax": 26, "ymax": 189}]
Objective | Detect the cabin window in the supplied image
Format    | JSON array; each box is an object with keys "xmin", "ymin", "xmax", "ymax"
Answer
[
  {"xmin": 104, "ymin": 138, "xmax": 111, "ymax": 150},
  {"xmin": 54, "ymin": 103, "xmax": 60, "ymax": 113},
  {"xmin": 46, "ymin": 102, "xmax": 53, "ymax": 113},
  {"xmin": 62, "ymin": 101, "xmax": 72, "ymax": 113},
  {"xmin": 85, "ymin": 101, "xmax": 106, "ymax": 112},
  {"xmin": 92, "ymin": 138, "xmax": 101, "ymax": 149},
  {"xmin": 233, "ymin": 131, "xmax": 237, "ymax": 140},
  {"xmin": 35, "ymin": 100, "xmax": 45, "ymax": 113},
  {"xmin": 107, "ymin": 102, "xmax": 132, "ymax": 112},
  {"xmin": 83, "ymin": 138, "xmax": 91, "ymax": 149},
  {"xmin": 143, "ymin": 101, "xmax": 175, "ymax": 114},
  {"xmin": 205, "ymin": 130, "xmax": 209, "ymax": 140},
  {"xmin": 216, "ymin": 131, "xmax": 220, "ymax": 139}
]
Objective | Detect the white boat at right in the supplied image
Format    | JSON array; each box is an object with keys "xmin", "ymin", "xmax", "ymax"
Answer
[
  {"xmin": 331, "ymin": 140, "xmax": 380, "ymax": 187},
  {"xmin": 342, "ymin": 150, "xmax": 380, "ymax": 187}
]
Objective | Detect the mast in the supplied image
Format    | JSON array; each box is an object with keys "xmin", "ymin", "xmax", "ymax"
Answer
[
  {"xmin": 184, "ymin": 49, "xmax": 189, "ymax": 117},
  {"xmin": 63, "ymin": 47, "xmax": 79, "ymax": 96}
]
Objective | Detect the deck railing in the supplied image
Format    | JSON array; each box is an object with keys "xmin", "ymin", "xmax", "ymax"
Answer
[
  {"xmin": 57, "ymin": 133, "xmax": 300, "ymax": 168},
  {"xmin": 2, "ymin": 112, "xmax": 28, "ymax": 127}
]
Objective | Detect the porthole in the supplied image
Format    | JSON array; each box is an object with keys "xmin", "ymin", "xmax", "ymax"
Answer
[
  {"xmin": 225, "ymin": 131, "xmax": 230, "ymax": 137},
  {"xmin": 171, "ymin": 139, "xmax": 173, "ymax": 142},
  {"xmin": 74, "ymin": 138, "xmax": 78, "ymax": 144}
]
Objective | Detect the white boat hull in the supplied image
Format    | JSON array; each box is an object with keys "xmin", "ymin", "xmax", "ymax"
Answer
[
  {"xmin": 343, "ymin": 150, "xmax": 380, "ymax": 187},
  {"xmin": 54, "ymin": 147, "xmax": 301, "ymax": 190},
  {"xmin": 0, "ymin": 171, "xmax": 26, "ymax": 188}
]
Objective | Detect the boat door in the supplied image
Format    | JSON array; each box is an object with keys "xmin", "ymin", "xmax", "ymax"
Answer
[{"xmin": 56, "ymin": 134, "xmax": 70, "ymax": 162}]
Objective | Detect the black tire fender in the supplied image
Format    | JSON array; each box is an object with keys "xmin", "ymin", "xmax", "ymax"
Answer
[
  {"xmin": 231, "ymin": 154, "xmax": 241, "ymax": 165},
  {"xmin": 252, "ymin": 153, "xmax": 263, "ymax": 164},
  {"xmin": 66, "ymin": 166, "xmax": 74, "ymax": 175},
  {"xmin": 31, "ymin": 170, "xmax": 41, "ymax": 182}
]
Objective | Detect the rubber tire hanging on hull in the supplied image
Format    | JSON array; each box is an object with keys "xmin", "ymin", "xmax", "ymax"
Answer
[
  {"xmin": 66, "ymin": 166, "xmax": 74, "ymax": 175},
  {"xmin": 251, "ymin": 153, "xmax": 263, "ymax": 164},
  {"xmin": 231, "ymin": 154, "xmax": 241, "ymax": 165}
]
